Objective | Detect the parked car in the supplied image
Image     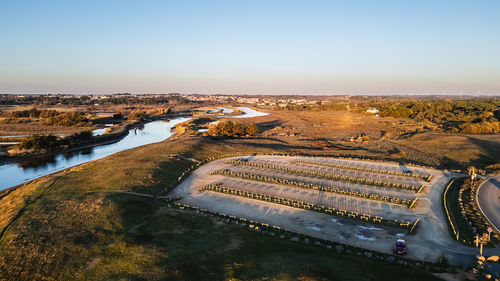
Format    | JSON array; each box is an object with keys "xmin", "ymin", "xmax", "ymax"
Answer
[{"xmin": 393, "ymin": 239, "xmax": 407, "ymax": 255}]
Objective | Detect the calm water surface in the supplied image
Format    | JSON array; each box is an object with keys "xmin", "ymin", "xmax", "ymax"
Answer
[{"xmin": 0, "ymin": 117, "xmax": 191, "ymax": 190}]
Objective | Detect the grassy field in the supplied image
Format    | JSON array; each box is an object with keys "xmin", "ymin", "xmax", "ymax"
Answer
[
  {"xmin": 2, "ymin": 107, "xmax": 499, "ymax": 280},
  {"xmin": 0, "ymin": 137, "xmax": 450, "ymax": 281},
  {"xmin": 249, "ymin": 109, "xmax": 500, "ymax": 170}
]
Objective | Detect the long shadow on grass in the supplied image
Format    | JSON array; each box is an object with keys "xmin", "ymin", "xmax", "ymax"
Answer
[{"xmin": 466, "ymin": 136, "xmax": 500, "ymax": 168}]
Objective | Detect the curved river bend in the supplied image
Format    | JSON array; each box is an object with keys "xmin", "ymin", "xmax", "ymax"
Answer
[{"xmin": 0, "ymin": 117, "xmax": 191, "ymax": 190}]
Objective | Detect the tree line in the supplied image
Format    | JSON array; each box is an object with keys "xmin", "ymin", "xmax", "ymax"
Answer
[
  {"xmin": 0, "ymin": 94, "xmax": 192, "ymax": 106},
  {"xmin": 207, "ymin": 120, "xmax": 259, "ymax": 137},
  {"xmin": 18, "ymin": 131, "xmax": 93, "ymax": 151},
  {"xmin": 367, "ymin": 100, "xmax": 500, "ymax": 134},
  {"xmin": 2, "ymin": 108, "xmax": 90, "ymax": 126}
]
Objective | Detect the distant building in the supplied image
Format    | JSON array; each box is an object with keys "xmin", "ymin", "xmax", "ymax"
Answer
[{"xmin": 366, "ymin": 108, "xmax": 379, "ymax": 114}]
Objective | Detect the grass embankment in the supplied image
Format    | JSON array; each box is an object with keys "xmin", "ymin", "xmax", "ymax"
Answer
[
  {"xmin": 445, "ymin": 177, "xmax": 500, "ymax": 247},
  {"xmin": 0, "ymin": 137, "xmax": 445, "ymax": 281}
]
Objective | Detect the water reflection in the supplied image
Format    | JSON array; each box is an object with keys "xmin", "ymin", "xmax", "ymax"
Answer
[
  {"xmin": 0, "ymin": 117, "xmax": 191, "ymax": 190},
  {"xmin": 17, "ymin": 155, "xmax": 57, "ymax": 169}
]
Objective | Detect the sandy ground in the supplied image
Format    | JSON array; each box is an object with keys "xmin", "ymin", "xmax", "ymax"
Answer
[{"xmin": 169, "ymin": 155, "xmax": 498, "ymax": 265}]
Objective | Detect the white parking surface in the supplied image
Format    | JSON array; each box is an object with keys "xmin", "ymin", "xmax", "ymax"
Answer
[{"xmin": 170, "ymin": 155, "xmax": 460, "ymax": 262}]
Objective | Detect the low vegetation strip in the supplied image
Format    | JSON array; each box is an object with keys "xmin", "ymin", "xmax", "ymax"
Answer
[
  {"xmin": 211, "ymin": 169, "xmax": 416, "ymax": 208},
  {"xmin": 294, "ymin": 159, "xmax": 432, "ymax": 182},
  {"xmin": 199, "ymin": 183, "xmax": 418, "ymax": 232},
  {"xmin": 227, "ymin": 160, "xmax": 424, "ymax": 192}
]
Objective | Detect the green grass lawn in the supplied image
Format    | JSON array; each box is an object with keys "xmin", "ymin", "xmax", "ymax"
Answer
[{"xmin": 0, "ymin": 138, "xmax": 447, "ymax": 281}]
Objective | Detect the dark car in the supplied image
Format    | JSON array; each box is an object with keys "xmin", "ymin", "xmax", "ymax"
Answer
[{"xmin": 393, "ymin": 239, "xmax": 407, "ymax": 255}]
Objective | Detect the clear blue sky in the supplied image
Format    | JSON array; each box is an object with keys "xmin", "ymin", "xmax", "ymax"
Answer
[{"xmin": 1, "ymin": 0, "xmax": 499, "ymax": 95}]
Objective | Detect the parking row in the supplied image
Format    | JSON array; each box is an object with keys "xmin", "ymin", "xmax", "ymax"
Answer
[
  {"xmin": 294, "ymin": 159, "xmax": 432, "ymax": 181},
  {"xmin": 225, "ymin": 165, "xmax": 417, "ymax": 198},
  {"xmin": 227, "ymin": 160, "xmax": 425, "ymax": 192},
  {"xmin": 270, "ymin": 160, "xmax": 426, "ymax": 186},
  {"xmin": 212, "ymin": 169, "xmax": 417, "ymax": 208},
  {"xmin": 198, "ymin": 183, "xmax": 419, "ymax": 232},
  {"xmin": 217, "ymin": 177, "xmax": 416, "ymax": 219}
]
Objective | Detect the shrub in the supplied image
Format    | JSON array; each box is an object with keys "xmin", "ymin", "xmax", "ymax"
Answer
[
  {"xmin": 127, "ymin": 110, "xmax": 146, "ymax": 120},
  {"xmin": 7, "ymin": 108, "xmax": 90, "ymax": 126},
  {"xmin": 208, "ymin": 121, "xmax": 259, "ymax": 137},
  {"xmin": 18, "ymin": 131, "xmax": 93, "ymax": 151},
  {"xmin": 41, "ymin": 111, "xmax": 89, "ymax": 126},
  {"xmin": 18, "ymin": 135, "xmax": 59, "ymax": 151}
]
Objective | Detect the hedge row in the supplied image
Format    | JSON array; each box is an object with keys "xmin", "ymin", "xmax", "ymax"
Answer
[
  {"xmin": 227, "ymin": 160, "xmax": 425, "ymax": 193},
  {"xmin": 294, "ymin": 159, "xmax": 432, "ymax": 182},
  {"xmin": 211, "ymin": 169, "xmax": 417, "ymax": 208},
  {"xmin": 167, "ymin": 201, "xmax": 451, "ymax": 272},
  {"xmin": 456, "ymin": 178, "xmax": 499, "ymax": 246},
  {"xmin": 198, "ymin": 152, "xmax": 435, "ymax": 171},
  {"xmin": 199, "ymin": 183, "xmax": 419, "ymax": 232}
]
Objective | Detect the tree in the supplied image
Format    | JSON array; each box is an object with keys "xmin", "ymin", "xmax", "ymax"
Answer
[
  {"xmin": 245, "ymin": 123, "xmax": 259, "ymax": 136},
  {"xmin": 207, "ymin": 120, "xmax": 258, "ymax": 137}
]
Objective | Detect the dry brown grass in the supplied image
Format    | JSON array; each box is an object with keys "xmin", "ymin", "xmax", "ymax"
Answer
[
  {"xmin": 0, "ymin": 122, "xmax": 93, "ymax": 136},
  {"xmin": 0, "ymin": 107, "xmax": 498, "ymax": 280},
  {"xmin": 0, "ymin": 136, "xmax": 443, "ymax": 281},
  {"xmin": 390, "ymin": 132, "xmax": 500, "ymax": 169}
]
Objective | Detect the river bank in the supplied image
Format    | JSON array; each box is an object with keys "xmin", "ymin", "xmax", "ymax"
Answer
[
  {"xmin": 0, "ymin": 116, "xmax": 192, "ymax": 190},
  {"xmin": 0, "ymin": 114, "xmax": 191, "ymax": 165},
  {"xmin": 0, "ymin": 106, "xmax": 270, "ymax": 190}
]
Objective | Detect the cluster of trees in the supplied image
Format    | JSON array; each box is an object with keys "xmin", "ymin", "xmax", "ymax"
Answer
[
  {"xmin": 363, "ymin": 100, "xmax": 500, "ymax": 134},
  {"xmin": 207, "ymin": 120, "xmax": 258, "ymax": 137},
  {"xmin": 18, "ymin": 131, "xmax": 93, "ymax": 151},
  {"xmin": 4, "ymin": 108, "xmax": 90, "ymax": 126},
  {"xmin": 7, "ymin": 108, "xmax": 58, "ymax": 118},
  {"xmin": 127, "ymin": 110, "xmax": 147, "ymax": 120},
  {"xmin": 41, "ymin": 111, "xmax": 89, "ymax": 126},
  {"xmin": 18, "ymin": 135, "xmax": 59, "ymax": 151},
  {"xmin": 0, "ymin": 94, "xmax": 192, "ymax": 106}
]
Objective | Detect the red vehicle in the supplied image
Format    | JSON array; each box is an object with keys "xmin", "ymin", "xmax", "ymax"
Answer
[{"xmin": 393, "ymin": 239, "xmax": 407, "ymax": 255}]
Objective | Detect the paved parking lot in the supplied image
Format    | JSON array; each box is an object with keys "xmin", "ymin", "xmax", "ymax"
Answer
[
  {"xmin": 225, "ymin": 165, "xmax": 416, "ymax": 200},
  {"xmin": 170, "ymin": 155, "xmax": 460, "ymax": 263},
  {"xmin": 220, "ymin": 177, "xmax": 415, "ymax": 220},
  {"xmin": 301, "ymin": 157, "xmax": 432, "ymax": 178},
  {"xmin": 239, "ymin": 158, "xmax": 425, "ymax": 187}
]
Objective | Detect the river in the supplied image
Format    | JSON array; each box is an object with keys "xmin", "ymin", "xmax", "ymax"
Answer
[{"xmin": 0, "ymin": 117, "xmax": 191, "ymax": 190}]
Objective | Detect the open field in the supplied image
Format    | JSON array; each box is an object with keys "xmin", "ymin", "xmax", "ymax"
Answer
[
  {"xmin": 170, "ymin": 155, "xmax": 461, "ymax": 263},
  {"xmin": 2, "ymin": 103, "xmax": 499, "ymax": 170},
  {"xmin": 1, "ymin": 105, "xmax": 499, "ymax": 280},
  {"xmin": 0, "ymin": 137, "xmax": 452, "ymax": 281},
  {"xmin": 253, "ymin": 108, "xmax": 500, "ymax": 170}
]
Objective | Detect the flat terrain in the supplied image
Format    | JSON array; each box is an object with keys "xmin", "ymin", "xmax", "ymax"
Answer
[
  {"xmin": 170, "ymin": 155, "xmax": 462, "ymax": 262},
  {"xmin": 0, "ymin": 137, "xmax": 447, "ymax": 281},
  {"xmin": 245, "ymin": 108, "xmax": 500, "ymax": 170},
  {"xmin": 1, "ymin": 105, "xmax": 499, "ymax": 280}
]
